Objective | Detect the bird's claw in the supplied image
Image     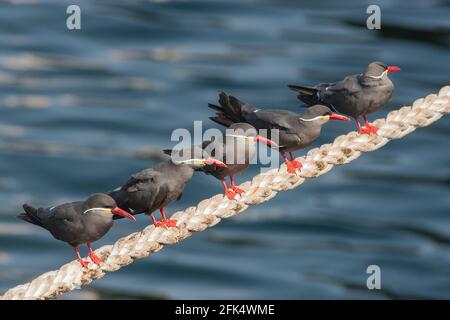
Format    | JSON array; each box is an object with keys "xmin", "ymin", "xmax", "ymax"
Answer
[
  {"xmin": 285, "ymin": 160, "xmax": 301, "ymax": 174},
  {"xmin": 153, "ymin": 220, "xmax": 165, "ymax": 228},
  {"xmin": 225, "ymin": 189, "xmax": 236, "ymax": 200},
  {"xmin": 358, "ymin": 126, "xmax": 371, "ymax": 135},
  {"xmin": 292, "ymin": 159, "xmax": 302, "ymax": 170},
  {"xmin": 89, "ymin": 252, "xmax": 102, "ymax": 266},
  {"xmin": 231, "ymin": 185, "xmax": 245, "ymax": 195},
  {"xmin": 162, "ymin": 219, "xmax": 177, "ymax": 228},
  {"xmin": 153, "ymin": 219, "xmax": 177, "ymax": 228},
  {"xmin": 78, "ymin": 259, "xmax": 90, "ymax": 269},
  {"xmin": 286, "ymin": 163, "xmax": 297, "ymax": 174},
  {"xmin": 365, "ymin": 123, "xmax": 378, "ymax": 134}
]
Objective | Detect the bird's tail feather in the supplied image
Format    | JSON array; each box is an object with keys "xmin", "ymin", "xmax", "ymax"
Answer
[
  {"xmin": 287, "ymin": 84, "xmax": 318, "ymax": 96},
  {"xmin": 207, "ymin": 103, "xmax": 224, "ymax": 113},
  {"xmin": 208, "ymin": 92, "xmax": 252, "ymax": 127},
  {"xmin": 17, "ymin": 204, "xmax": 43, "ymax": 227},
  {"xmin": 287, "ymin": 84, "xmax": 321, "ymax": 106}
]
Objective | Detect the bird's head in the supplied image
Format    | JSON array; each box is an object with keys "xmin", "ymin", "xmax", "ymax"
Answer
[
  {"xmin": 299, "ymin": 105, "xmax": 350, "ymax": 125},
  {"xmin": 164, "ymin": 146, "xmax": 228, "ymax": 170},
  {"xmin": 225, "ymin": 123, "xmax": 278, "ymax": 148},
  {"xmin": 364, "ymin": 61, "xmax": 400, "ymax": 79},
  {"xmin": 82, "ymin": 193, "xmax": 136, "ymax": 221}
]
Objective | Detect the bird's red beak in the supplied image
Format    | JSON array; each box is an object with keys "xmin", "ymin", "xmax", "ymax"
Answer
[
  {"xmin": 112, "ymin": 207, "xmax": 136, "ymax": 221},
  {"xmin": 330, "ymin": 113, "xmax": 351, "ymax": 121},
  {"xmin": 387, "ymin": 66, "xmax": 400, "ymax": 73},
  {"xmin": 255, "ymin": 135, "xmax": 279, "ymax": 148},
  {"xmin": 205, "ymin": 157, "xmax": 228, "ymax": 168}
]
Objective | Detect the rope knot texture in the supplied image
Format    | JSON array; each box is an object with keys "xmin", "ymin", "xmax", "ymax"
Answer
[{"xmin": 1, "ymin": 86, "xmax": 449, "ymax": 300}]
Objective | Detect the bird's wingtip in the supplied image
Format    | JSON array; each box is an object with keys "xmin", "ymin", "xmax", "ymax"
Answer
[
  {"xmin": 22, "ymin": 203, "xmax": 35, "ymax": 212},
  {"xmin": 218, "ymin": 91, "xmax": 228, "ymax": 98},
  {"xmin": 287, "ymin": 84, "xmax": 301, "ymax": 91},
  {"xmin": 16, "ymin": 212, "xmax": 26, "ymax": 219}
]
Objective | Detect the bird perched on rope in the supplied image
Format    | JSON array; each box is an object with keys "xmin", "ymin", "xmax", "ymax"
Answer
[
  {"xmin": 208, "ymin": 92, "xmax": 349, "ymax": 174},
  {"xmin": 110, "ymin": 147, "xmax": 227, "ymax": 228},
  {"xmin": 288, "ymin": 61, "xmax": 400, "ymax": 135},
  {"xmin": 200, "ymin": 122, "xmax": 278, "ymax": 200},
  {"xmin": 17, "ymin": 193, "xmax": 135, "ymax": 268}
]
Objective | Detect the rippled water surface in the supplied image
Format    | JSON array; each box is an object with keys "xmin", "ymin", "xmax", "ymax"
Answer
[{"xmin": 0, "ymin": 0, "xmax": 449, "ymax": 299}]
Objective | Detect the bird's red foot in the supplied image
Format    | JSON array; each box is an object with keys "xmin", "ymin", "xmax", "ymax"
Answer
[
  {"xmin": 358, "ymin": 126, "xmax": 371, "ymax": 135},
  {"xmin": 77, "ymin": 259, "xmax": 90, "ymax": 268},
  {"xmin": 162, "ymin": 219, "xmax": 177, "ymax": 228},
  {"xmin": 151, "ymin": 217, "xmax": 165, "ymax": 228},
  {"xmin": 365, "ymin": 123, "xmax": 378, "ymax": 134},
  {"xmin": 154, "ymin": 221, "xmax": 166, "ymax": 228},
  {"xmin": 230, "ymin": 184, "xmax": 245, "ymax": 195},
  {"xmin": 286, "ymin": 162, "xmax": 297, "ymax": 173},
  {"xmin": 285, "ymin": 160, "xmax": 301, "ymax": 174},
  {"xmin": 292, "ymin": 159, "xmax": 302, "ymax": 170},
  {"xmin": 89, "ymin": 251, "xmax": 102, "ymax": 266},
  {"xmin": 224, "ymin": 188, "xmax": 236, "ymax": 200}
]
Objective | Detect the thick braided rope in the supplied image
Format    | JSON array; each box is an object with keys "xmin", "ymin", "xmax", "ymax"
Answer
[{"xmin": 2, "ymin": 86, "xmax": 449, "ymax": 300}]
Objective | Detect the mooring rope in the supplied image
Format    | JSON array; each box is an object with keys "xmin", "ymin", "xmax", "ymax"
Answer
[{"xmin": 1, "ymin": 86, "xmax": 449, "ymax": 300}]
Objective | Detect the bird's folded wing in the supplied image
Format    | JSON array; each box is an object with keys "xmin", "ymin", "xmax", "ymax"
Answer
[
  {"xmin": 36, "ymin": 207, "xmax": 55, "ymax": 220},
  {"xmin": 37, "ymin": 207, "xmax": 73, "ymax": 225},
  {"xmin": 321, "ymin": 75, "xmax": 361, "ymax": 96},
  {"xmin": 316, "ymin": 82, "xmax": 334, "ymax": 91},
  {"xmin": 49, "ymin": 202, "xmax": 83, "ymax": 220},
  {"xmin": 127, "ymin": 169, "xmax": 162, "ymax": 193},
  {"xmin": 251, "ymin": 110, "xmax": 297, "ymax": 132}
]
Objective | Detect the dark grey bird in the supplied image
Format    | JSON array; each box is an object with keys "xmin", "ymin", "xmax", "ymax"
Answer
[
  {"xmin": 110, "ymin": 147, "xmax": 227, "ymax": 228},
  {"xmin": 17, "ymin": 193, "xmax": 135, "ymax": 268},
  {"xmin": 208, "ymin": 92, "xmax": 349, "ymax": 174},
  {"xmin": 200, "ymin": 122, "xmax": 278, "ymax": 200},
  {"xmin": 288, "ymin": 61, "xmax": 400, "ymax": 134}
]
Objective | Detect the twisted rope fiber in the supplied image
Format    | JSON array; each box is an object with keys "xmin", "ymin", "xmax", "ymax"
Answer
[{"xmin": 2, "ymin": 86, "xmax": 449, "ymax": 300}]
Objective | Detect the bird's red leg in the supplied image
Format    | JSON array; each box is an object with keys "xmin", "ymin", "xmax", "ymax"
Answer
[
  {"xmin": 221, "ymin": 179, "xmax": 236, "ymax": 200},
  {"xmin": 151, "ymin": 214, "xmax": 164, "ymax": 228},
  {"xmin": 229, "ymin": 175, "xmax": 245, "ymax": 195},
  {"xmin": 289, "ymin": 152, "xmax": 302, "ymax": 170},
  {"xmin": 363, "ymin": 115, "xmax": 378, "ymax": 134},
  {"xmin": 355, "ymin": 117, "xmax": 370, "ymax": 135},
  {"xmin": 281, "ymin": 152, "xmax": 297, "ymax": 174},
  {"xmin": 73, "ymin": 246, "xmax": 90, "ymax": 268},
  {"xmin": 160, "ymin": 207, "xmax": 177, "ymax": 228},
  {"xmin": 87, "ymin": 242, "xmax": 102, "ymax": 266}
]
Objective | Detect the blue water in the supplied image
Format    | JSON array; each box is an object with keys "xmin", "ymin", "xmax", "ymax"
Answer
[{"xmin": 0, "ymin": 0, "xmax": 449, "ymax": 299}]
